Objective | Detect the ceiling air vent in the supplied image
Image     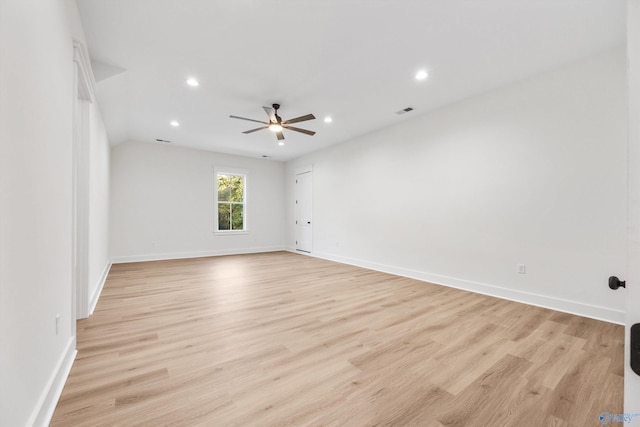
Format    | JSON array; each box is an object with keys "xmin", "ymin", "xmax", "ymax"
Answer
[{"xmin": 395, "ymin": 107, "xmax": 414, "ymax": 115}]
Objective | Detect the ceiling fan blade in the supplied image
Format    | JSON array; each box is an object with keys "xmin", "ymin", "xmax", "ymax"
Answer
[
  {"xmin": 283, "ymin": 125, "xmax": 316, "ymax": 136},
  {"xmin": 263, "ymin": 106, "xmax": 276, "ymax": 123},
  {"xmin": 230, "ymin": 115, "xmax": 268, "ymax": 125},
  {"xmin": 276, "ymin": 131, "xmax": 285, "ymax": 141},
  {"xmin": 242, "ymin": 126, "xmax": 267, "ymax": 134},
  {"xmin": 282, "ymin": 114, "xmax": 315, "ymax": 125}
]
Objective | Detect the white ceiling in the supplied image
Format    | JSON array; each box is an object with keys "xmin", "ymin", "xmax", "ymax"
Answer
[{"xmin": 77, "ymin": 0, "xmax": 626, "ymax": 162}]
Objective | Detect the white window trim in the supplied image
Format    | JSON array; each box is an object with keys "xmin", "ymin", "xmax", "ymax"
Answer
[{"xmin": 214, "ymin": 166, "xmax": 248, "ymax": 235}]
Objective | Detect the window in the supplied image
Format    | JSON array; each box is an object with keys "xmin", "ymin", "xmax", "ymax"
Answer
[{"xmin": 216, "ymin": 171, "xmax": 246, "ymax": 232}]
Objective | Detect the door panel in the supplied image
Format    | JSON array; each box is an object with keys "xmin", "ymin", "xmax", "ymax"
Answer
[
  {"xmin": 295, "ymin": 171, "xmax": 312, "ymax": 253},
  {"xmin": 627, "ymin": 1, "xmax": 640, "ymax": 423}
]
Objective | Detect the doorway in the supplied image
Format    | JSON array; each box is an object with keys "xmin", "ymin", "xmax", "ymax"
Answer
[
  {"xmin": 295, "ymin": 169, "xmax": 312, "ymax": 253},
  {"xmin": 72, "ymin": 41, "xmax": 93, "ymax": 322}
]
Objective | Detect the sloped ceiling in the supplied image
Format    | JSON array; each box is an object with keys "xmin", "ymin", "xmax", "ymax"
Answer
[{"xmin": 77, "ymin": 0, "xmax": 626, "ymax": 161}]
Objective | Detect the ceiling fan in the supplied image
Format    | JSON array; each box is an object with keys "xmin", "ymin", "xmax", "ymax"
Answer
[{"xmin": 230, "ymin": 104, "xmax": 316, "ymax": 141}]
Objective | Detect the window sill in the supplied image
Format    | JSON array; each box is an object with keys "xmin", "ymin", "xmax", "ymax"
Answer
[{"xmin": 213, "ymin": 230, "xmax": 248, "ymax": 236}]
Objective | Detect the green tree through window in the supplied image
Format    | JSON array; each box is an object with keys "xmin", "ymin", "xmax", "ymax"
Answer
[{"xmin": 217, "ymin": 173, "xmax": 245, "ymax": 231}]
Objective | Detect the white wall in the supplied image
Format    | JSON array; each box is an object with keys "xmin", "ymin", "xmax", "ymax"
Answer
[
  {"xmin": 286, "ymin": 48, "xmax": 627, "ymax": 323},
  {"xmin": 110, "ymin": 141, "xmax": 285, "ymax": 261},
  {"xmin": 0, "ymin": 1, "xmax": 110, "ymax": 425},
  {"xmin": 2, "ymin": 1, "xmax": 70, "ymax": 426}
]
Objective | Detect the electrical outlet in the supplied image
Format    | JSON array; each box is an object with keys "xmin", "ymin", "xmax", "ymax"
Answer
[
  {"xmin": 55, "ymin": 314, "xmax": 60, "ymax": 335},
  {"xmin": 517, "ymin": 264, "xmax": 526, "ymax": 274}
]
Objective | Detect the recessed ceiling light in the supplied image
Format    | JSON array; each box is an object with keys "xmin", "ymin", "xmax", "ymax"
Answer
[
  {"xmin": 415, "ymin": 70, "xmax": 429, "ymax": 81},
  {"xmin": 170, "ymin": 120, "xmax": 180, "ymax": 127},
  {"xmin": 324, "ymin": 116, "xmax": 333, "ymax": 123},
  {"xmin": 186, "ymin": 78, "xmax": 199, "ymax": 87},
  {"xmin": 278, "ymin": 141, "xmax": 285, "ymax": 146}
]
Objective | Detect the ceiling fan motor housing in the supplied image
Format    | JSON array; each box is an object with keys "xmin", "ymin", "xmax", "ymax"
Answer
[{"xmin": 272, "ymin": 104, "xmax": 281, "ymax": 123}]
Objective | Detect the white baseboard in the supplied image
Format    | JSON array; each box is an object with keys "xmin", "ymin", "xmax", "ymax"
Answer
[
  {"xmin": 29, "ymin": 337, "xmax": 77, "ymax": 427},
  {"xmin": 111, "ymin": 246, "xmax": 286, "ymax": 264},
  {"xmin": 88, "ymin": 260, "xmax": 112, "ymax": 315},
  {"xmin": 297, "ymin": 250, "xmax": 625, "ymax": 325}
]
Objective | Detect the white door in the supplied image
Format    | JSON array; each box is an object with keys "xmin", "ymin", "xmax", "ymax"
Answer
[
  {"xmin": 626, "ymin": 1, "xmax": 640, "ymax": 422},
  {"xmin": 295, "ymin": 171, "xmax": 312, "ymax": 253}
]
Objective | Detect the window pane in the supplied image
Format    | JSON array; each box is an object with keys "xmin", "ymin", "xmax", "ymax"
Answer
[
  {"xmin": 230, "ymin": 175, "xmax": 244, "ymax": 202},
  {"xmin": 218, "ymin": 175, "xmax": 231, "ymax": 202},
  {"xmin": 231, "ymin": 203, "xmax": 244, "ymax": 230},
  {"xmin": 216, "ymin": 172, "xmax": 246, "ymax": 232},
  {"xmin": 218, "ymin": 203, "xmax": 230, "ymax": 230}
]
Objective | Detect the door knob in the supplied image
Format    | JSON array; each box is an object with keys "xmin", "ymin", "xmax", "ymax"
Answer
[
  {"xmin": 632, "ymin": 324, "xmax": 640, "ymax": 376},
  {"xmin": 609, "ymin": 276, "xmax": 626, "ymax": 290}
]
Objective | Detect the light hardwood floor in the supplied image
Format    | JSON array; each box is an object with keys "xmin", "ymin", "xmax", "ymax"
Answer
[{"xmin": 51, "ymin": 252, "xmax": 623, "ymax": 426}]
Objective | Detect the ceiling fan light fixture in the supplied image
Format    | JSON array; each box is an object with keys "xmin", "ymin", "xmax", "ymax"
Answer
[{"xmin": 230, "ymin": 104, "xmax": 315, "ymax": 140}]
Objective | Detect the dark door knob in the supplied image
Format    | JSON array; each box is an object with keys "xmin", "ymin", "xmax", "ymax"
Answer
[
  {"xmin": 609, "ymin": 276, "xmax": 626, "ymax": 290},
  {"xmin": 632, "ymin": 324, "xmax": 640, "ymax": 376}
]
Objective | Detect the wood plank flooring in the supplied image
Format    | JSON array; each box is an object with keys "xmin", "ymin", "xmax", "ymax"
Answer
[{"xmin": 51, "ymin": 252, "xmax": 623, "ymax": 426}]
